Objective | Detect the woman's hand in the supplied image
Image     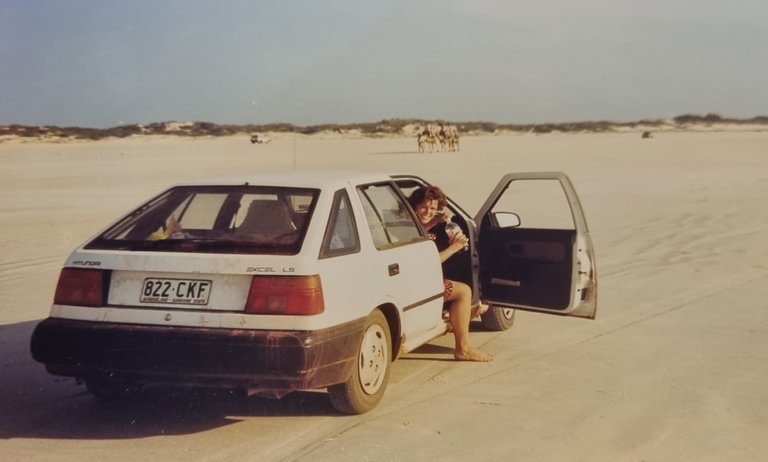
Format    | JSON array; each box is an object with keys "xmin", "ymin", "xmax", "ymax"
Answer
[
  {"xmin": 424, "ymin": 210, "xmax": 451, "ymax": 230},
  {"xmin": 439, "ymin": 209, "xmax": 454, "ymax": 223},
  {"xmin": 425, "ymin": 209, "xmax": 454, "ymax": 231},
  {"xmin": 447, "ymin": 231, "xmax": 469, "ymax": 252}
]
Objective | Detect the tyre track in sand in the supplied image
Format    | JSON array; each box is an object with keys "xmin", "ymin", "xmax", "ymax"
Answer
[{"xmin": 278, "ymin": 260, "xmax": 768, "ymax": 461}]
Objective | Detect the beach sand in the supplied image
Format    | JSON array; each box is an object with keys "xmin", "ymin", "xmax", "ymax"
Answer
[{"xmin": 1, "ymin": 130, "xmax": 767, "ymax": 461}]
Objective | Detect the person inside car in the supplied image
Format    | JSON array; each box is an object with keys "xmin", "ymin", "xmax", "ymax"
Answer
[{"xmin": 408, "ymin": 186, "xmax": 493, "ymax": 362}]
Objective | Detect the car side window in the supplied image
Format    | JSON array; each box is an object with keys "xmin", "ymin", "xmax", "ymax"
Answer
[
  {"xmin": 320, "ymin": 190, "xmax": 360, "ymax": 258},
  {"xmin": 358, "ymin": 183, "xmax": 421, "ymax": 249}
]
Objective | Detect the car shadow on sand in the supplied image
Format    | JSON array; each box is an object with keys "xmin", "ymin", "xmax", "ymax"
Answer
[
  {"xmin": 0, "ymin": 320, "xmax": 341, "ymax": 441},
  {"xmin": 4, "ymin": 388, "xmax": 338, "ymax": 440},
  {"xmin": 402, "ymin": 343, "xmax": 456, "ymax": 362}
]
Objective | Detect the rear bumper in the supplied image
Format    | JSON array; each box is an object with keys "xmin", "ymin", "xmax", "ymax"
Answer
[{"xmin": 30, "ymin": 317, "xmax": 364, "ymax": 395}]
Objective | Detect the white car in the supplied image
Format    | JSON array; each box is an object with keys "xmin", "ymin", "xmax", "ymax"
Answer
[
  {"xmin": 31, "ymin": 171, "xmax": 597, "ymax": 414},
  {"xmin": 249, "ymin": 133, "xmax": 271, "ymax": 144}
]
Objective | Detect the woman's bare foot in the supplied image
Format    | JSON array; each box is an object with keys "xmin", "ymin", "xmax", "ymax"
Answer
[
  {"xmin": 470, "ymin": 303, "xmax": 489, "ymax": 319},
  {"xmin": 454, "ymin": 348, "xmax": 493, "ymax": 362}
]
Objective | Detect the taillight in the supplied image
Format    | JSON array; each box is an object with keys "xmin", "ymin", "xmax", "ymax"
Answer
[
  {"xmin": 244, "ymin": 275, "xmax": 325, "ymax": 315},
  {"xmin": 53, "ymin": 268, "xmax": 105, "ymax": 307}
]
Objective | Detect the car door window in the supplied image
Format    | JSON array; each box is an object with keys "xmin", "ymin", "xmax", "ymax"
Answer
[
  {"xmin": 320, "ymin": 190, "xmax": 360, "ymax": 258},
  {"xmin": 358, "ymin": 183, "xmax": 421, "ymax": 249},
  {"xmin": 491, "ymin": 179, "xmax": 574, "ymax": 230}
]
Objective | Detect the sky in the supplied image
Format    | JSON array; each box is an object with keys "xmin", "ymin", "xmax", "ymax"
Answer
[{"xmin": 2, "ymin": 0, "xmax": 767, "ymax": 128}]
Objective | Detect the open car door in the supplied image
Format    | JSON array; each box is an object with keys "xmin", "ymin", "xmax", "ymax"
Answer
[{"xmin": 475, "ymin": 172, "xmax": 597, "ymax": 319}]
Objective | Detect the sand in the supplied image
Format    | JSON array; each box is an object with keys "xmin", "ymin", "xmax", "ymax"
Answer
[{"xmin": 1, "ymin": 130, "xmax": 767, "ymax": 461}]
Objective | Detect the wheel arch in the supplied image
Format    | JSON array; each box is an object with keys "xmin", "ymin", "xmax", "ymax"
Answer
[{"xmin": 375, "ymin": 303, "xmax": 402, "ymax": 360}]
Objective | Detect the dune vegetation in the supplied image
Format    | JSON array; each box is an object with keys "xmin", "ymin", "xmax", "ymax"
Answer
[{"xmin": 2, "ymin": 114, "xmax": 767, "ymax": 141}]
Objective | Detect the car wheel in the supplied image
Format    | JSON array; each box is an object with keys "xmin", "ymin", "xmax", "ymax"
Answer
[
  {"xmin": 85, "ymin": 377, "xmax": 142, "ymax": 400},
  {"xmin": 328, "ymin": 310, "xmax": 391, "ymax": 414},
  {"xmin": 481, "ymin": 305, "xmax": 516, "ymax": 331}
]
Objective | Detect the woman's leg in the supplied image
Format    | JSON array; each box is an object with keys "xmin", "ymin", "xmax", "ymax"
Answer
[{"xmin": 445, "ymin": 280, "xmax": 493, "ymax": 362}]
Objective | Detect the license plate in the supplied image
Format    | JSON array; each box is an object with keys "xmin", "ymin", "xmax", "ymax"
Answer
[{"xmin": 140, "ymin": 278, "xmax": 212, "ymax": 305}]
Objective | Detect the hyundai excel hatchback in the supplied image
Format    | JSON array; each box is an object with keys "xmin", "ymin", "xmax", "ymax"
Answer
[{"xmin": 31, "ymin": 171, "xmax": 597, "ymax": 414}]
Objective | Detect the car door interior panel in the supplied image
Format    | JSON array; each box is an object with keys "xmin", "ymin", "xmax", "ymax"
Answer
[{"xmin": 479, "ymin": 227, "xmax": 574, "ymax": 310}]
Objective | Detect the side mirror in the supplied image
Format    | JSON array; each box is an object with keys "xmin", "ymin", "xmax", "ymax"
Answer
[{"xmin": 494, "ymin": 212, "xmax": 521, "ymax": 228}]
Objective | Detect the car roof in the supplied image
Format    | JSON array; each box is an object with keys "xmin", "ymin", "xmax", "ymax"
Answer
[{"xmin": 176, "ymin": 170, "xmax": 400, "ymax": 190}]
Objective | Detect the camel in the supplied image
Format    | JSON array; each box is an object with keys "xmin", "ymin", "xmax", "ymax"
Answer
[
  {"xmin": 417, "ymin": 123, "xmax": 459, "ymax": 153},
  {"xmin": 417, "ymin": 132, "xmax": 437, "ymax": 153},
  {"xmin": 437, "ymin": 124, "xmax": 449, "ymax": 151},
  {"xmin": 448, "ymin": 124, "xmax": 460, "ymax": 151},
  {"xmin": 438, "ymin": 124, "xmax": 460, "ymax": 152}
]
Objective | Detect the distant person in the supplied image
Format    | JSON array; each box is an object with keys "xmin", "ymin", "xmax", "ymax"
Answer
[{"xmin": 408, "ymin": 185, "xmax": 493, "ymax": 362}]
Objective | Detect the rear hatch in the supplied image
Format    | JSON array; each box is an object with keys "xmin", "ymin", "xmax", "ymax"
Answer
[{"xmin": 55, "ymin": 185, "xmax": 324, "ymax": 316}]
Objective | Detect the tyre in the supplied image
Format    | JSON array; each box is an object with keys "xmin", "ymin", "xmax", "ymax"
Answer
[
  {"xmin": 481, "ymin": 305, "xmax": 516, "ymax": 331},
  {"xmin": 328, "ymin": 310, "xmax": 391, "ymax": 414},
  {"xmin": 85, "ymin": 377, "xmax": 142, "ymax": 400}
]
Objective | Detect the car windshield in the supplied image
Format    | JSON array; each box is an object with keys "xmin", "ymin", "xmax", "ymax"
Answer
[{"xmin": 85, "ymin": 185, "xmax": 319, "ymax": 254}]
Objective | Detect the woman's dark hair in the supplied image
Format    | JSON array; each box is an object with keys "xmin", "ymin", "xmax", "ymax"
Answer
[{"xmin": 408, "ymin": 185, "xmax": 447, "ymax": 209}]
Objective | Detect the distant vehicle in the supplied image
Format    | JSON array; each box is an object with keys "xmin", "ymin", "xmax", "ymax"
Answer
[
  {"xmin": 30, "ymin": 171, "xmax": 597, "ymax": 414},
  {"xmin": 250, "ymin": 133, "xmax": 271, "ymax": 144}
]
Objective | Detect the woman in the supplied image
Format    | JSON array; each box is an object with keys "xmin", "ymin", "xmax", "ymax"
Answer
[{"xmin": 408, "ymin": 186, "xmax": 493, "ymax": 362}]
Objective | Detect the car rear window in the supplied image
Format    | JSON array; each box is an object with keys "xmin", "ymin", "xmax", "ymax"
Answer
[{"xmin": 85, "ymin": 185, "xmax": 319, "ymax": 254}]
